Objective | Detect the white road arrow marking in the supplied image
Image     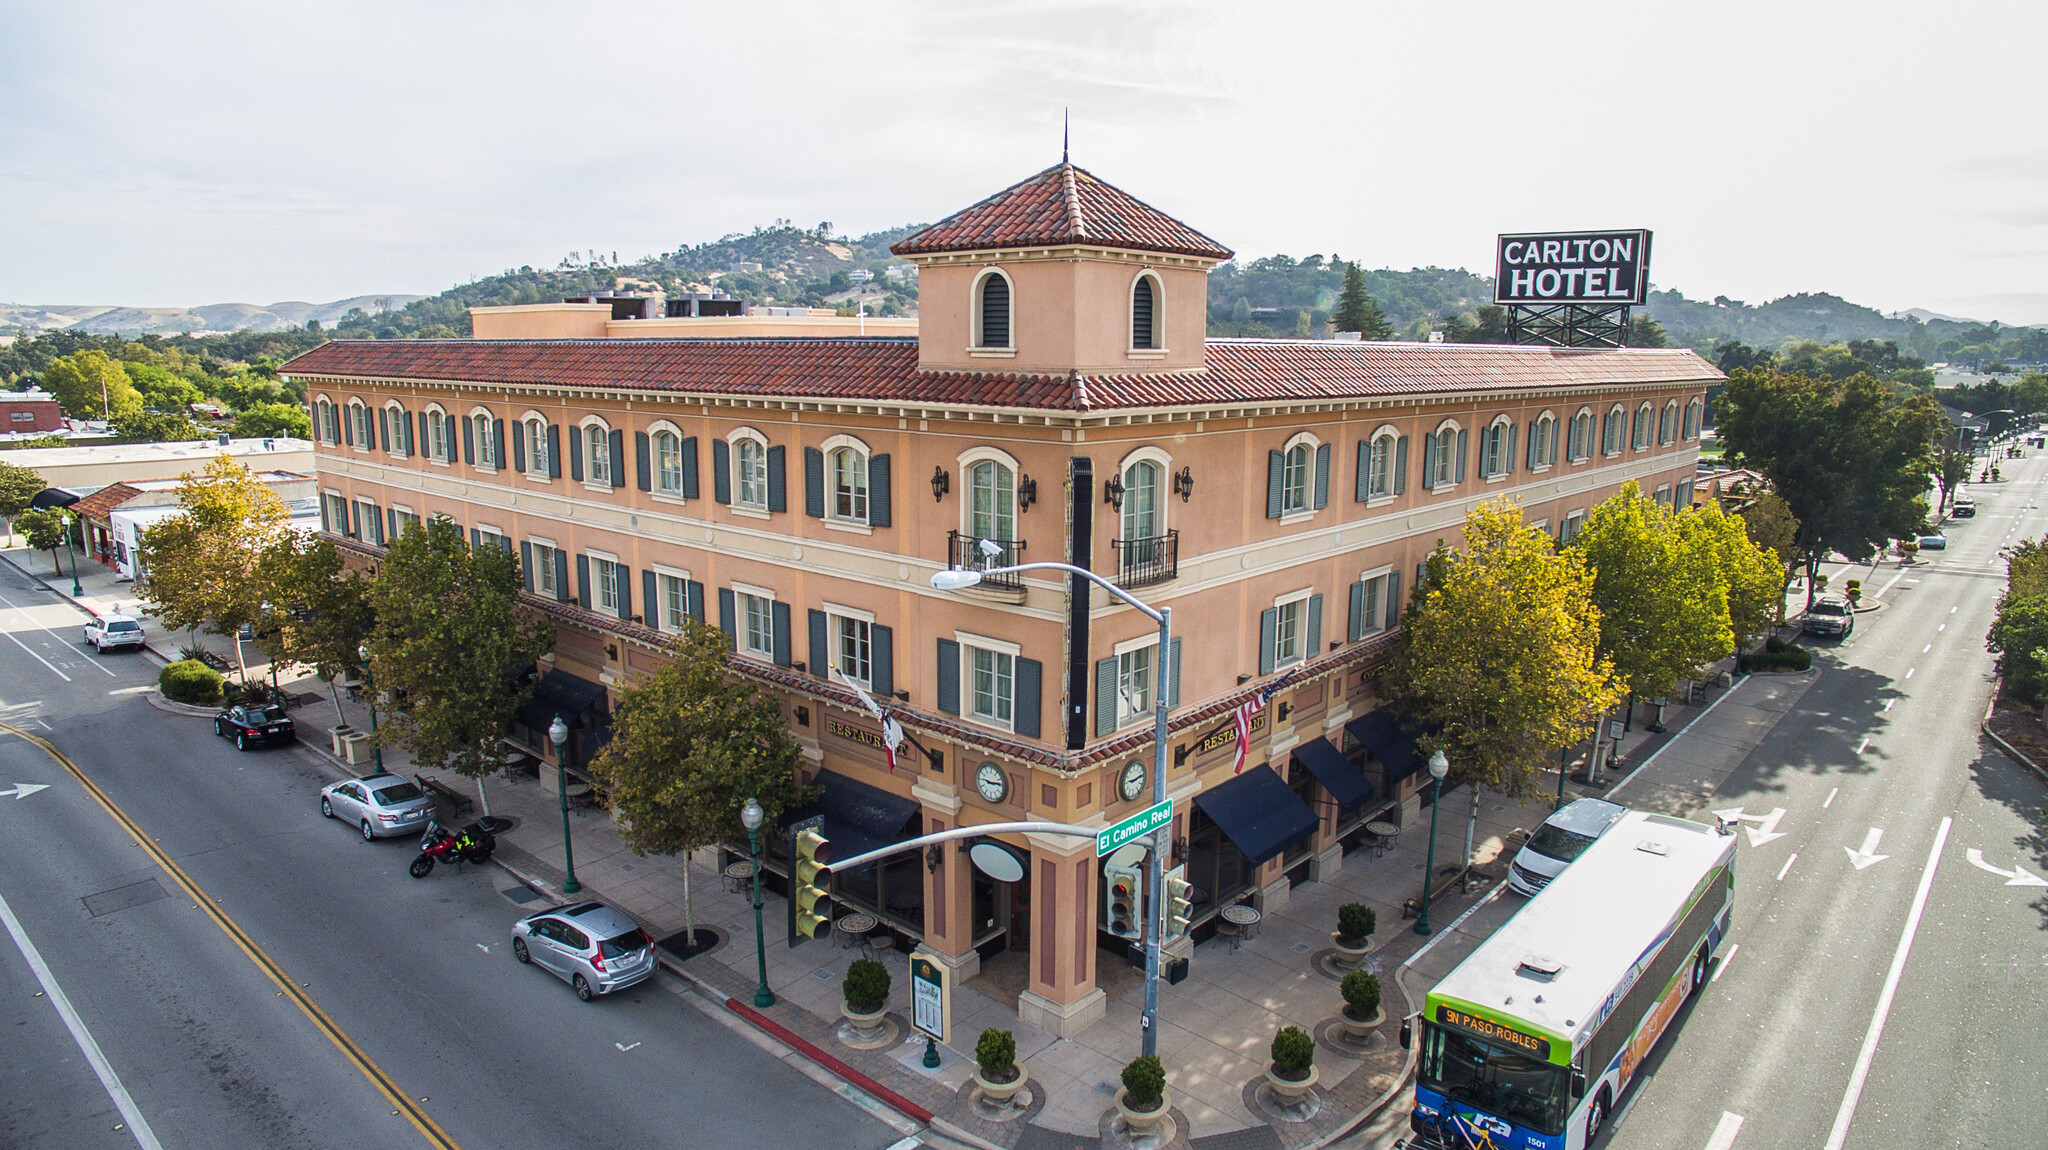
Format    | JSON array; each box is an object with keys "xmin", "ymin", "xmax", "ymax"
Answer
[
  {"xmin": 1711, "ymin": 806, "xmax": 1788, "ymax": 847},
  {"xmin": 615, "ymin": 1041, "xmax": 641, "ymax": 1052},
  {"xmin": 1845, "ymin": 827, "xmax": 1890, "ymax": 870},
  {"xmin": 476, "ymin": 943, "xmax": 492, "ymax": 953},
  {"xmin": 1965, "ymin": 848, "xmax": 2048, "ymax": 887},
  {"xmin": 0, "ymin": 783, "xmax": 49, "ymax": 800},
  {"xmin": 1703, "ymin": 1111, "xmax": 1746, "ymax": 1150}
]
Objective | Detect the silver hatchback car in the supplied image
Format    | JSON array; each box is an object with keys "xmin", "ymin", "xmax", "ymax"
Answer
[
  {"xmin": 319, "ymin": 774, "xmax": 436, "ymax": 841},
  {"xmin": 511, "ymin": 901, "xmax": 658, "ymax": 1001}
]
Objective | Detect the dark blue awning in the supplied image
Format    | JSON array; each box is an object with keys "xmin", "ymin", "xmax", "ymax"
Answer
[
  {"xmin": 516, "ymin": 670, "xmax": 607, "ymax": 731},
  {"xmin": 1193, "ymin": 765, "xmax": 1318, "ymax": 867},
  {"xmin": 1292, "ymin": 736, "xmax": 1373, "ymax": 808},
  {"xmin": 786, "ymin": 770, "xmax": 920, "ymax": 873},
  {"xmin": 1346, "ymin": 710, "xmax": 1430, "ymax": 783}
]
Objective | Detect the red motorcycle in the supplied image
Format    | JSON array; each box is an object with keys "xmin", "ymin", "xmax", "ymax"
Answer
[{"xmin": 409, "ymin": 819, "xmax": 497, "ymax": 878}]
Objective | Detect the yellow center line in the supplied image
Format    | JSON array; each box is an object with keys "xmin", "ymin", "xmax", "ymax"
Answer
[{"xmin": 0, "ymin": 722, "xmax": 460, "ymax": 1150}]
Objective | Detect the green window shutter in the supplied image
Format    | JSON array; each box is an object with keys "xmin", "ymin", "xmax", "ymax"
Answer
[
  {"xmin": 575, "ymin": 554, "xmax": 591, "ymax": 609},
  {"xmin": 616, "ymin": 564, "xmax": 632, "ymax": 621},
  {"xmin": 1266, "ymin": 449, "xmax": 1285, "ymax": 519},
  {"xmin": 342, "ymin": 408, "xmax": 353, "ymax": 446},
  {"xmin": 1385, "ymin": 571, "xmax": 1403, "ymax": 629},
  {"xmin": 1549, "ymin": 417, "xmax": 1561, "ymax": 464},
  {"xmin": 642, "ymin": 570, "xmax": 657, "ymax": 624},
  {"xmin": 492, "ymin": 419, "xmax": 506, "ymax": 468},
  {"xmin": 1313, "ymin": 443, "xmax": 1331, "ymax": 509},
  {"xmin": 1348, "ymin": 580, "xmax": 1366, "ymax": 642},
  {"xmin": 717, "ymin": 587, "xmax": 736, "ymax": 645},
  {"xmin": 868, "ymin": 453, "xmax": 891, "ymax": 527},
  {"xmin": 804, "ymin": 447, "xmax": 825, "ymax": 518},
  {"xmin": 711, "ymin": 438, "xmax": 730, "ymax": 503},
  {"xmin": 1014, "ymin": 657, "xmax": 1042, "ymax": 739},
  {"xmin": 686, "ymin": 580, "xmax": 705, "ymax": 623},
  {"xmin": 415, "ymin": 411, "xmax": 427, "ymax": 455},
  {"xmin": 377, "ymin": 406, "xmax": 390, "ymax": 452},
  {"xmin": 634, "ymin": 432, "xmax": 651, "ymax": 491},
  {"xmin": 1167, "ymin": 636, "xmax": 1182, "ymax": 708},
  {"xmin": 1354, "ymin": 440, "xmax": 1370, "ymax": 502},
  {"xmin": 1259, "ymin": 607, "xmax": 1279, "ymax": 675},
  {"xmin": 1505, "ymin": 424, "xmax": 1517, "ymax": 476},
  {"xmin": 554, "ymin": 549, "xmax": 571, "ymax": 603},
  {"xmin": 1095, "ymin": 655, "xmax": 1119, "ymax": 737},
  {"xmin": 462, "ymin": 415, "xmax": 476, "ymax": 465},
  {"xmin": 469, "ymin": 527, "xmax": 480, "ymax": 549},
  {"xmin": 808, "ymin": 609, "xmax": 829, "ymax": 679},
  {"xmin": 936, "ymin": 639, "xmax": 960, "ymax": 715},
  {"xmin": 609, "ymin": 430, "xmax": 626, "ymax": 489},
  {"xmin": 1420, "ymin": 434, "xmax": 1437, "ymax": 490},
  {"xmin": 1307, "ymin": 593, "xmax": 1324, "ymax": 656},
  {"xmin": 568, "ymin": 424, "xmax": 584, "ymax": 481},
  {"xmin": 1394, "ymin": 435, "xmax": 1409, "ymax": 494},
  {"xmin": 520, "ymin": 542, "xmax": 534, "ymax": 591},
  {"xmin": 546, "ymin": 424, "xmax": 562, "ymax": 478},
  {"xmin": 1526, "ymin": 421, "xmax": 1539, "ymax": 469},
  {"xmin": 766, "ymin": 444, "xmax": 787, "ymax": 512},
  {"xmin": 771, "ymin": 601, "xmax": 792, "ymax": 667},
  {"xmin": 870, "ymin": 624, "xmax": 893, "ymax": 698},
  {"xmin": 1455, "ymin": 428, "xmax": 1468, "ymax": 482},
  {"xmin": 681, "ymin": 436, "xmax": 700, "ymax": 499}
]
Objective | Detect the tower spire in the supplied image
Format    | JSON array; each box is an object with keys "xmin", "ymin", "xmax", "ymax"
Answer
[{"xmin": 1062, "ymin": 108, "xmax": 1069, "ymax": 163}]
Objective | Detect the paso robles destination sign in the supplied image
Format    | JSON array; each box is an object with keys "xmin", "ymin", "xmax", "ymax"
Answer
[{"xmin": 1494, "ymin": 229, "xmax": 1652, "ymax": 307}]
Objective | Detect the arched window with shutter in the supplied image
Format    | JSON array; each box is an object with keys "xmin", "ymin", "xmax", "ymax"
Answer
[
  {"xmin": 1131, "ymin": 273, "xmax": 1160, "ymax": 350},
  {"xmin": 975, "ymin": 270, "xmax": 1012, "ymax": 349}
]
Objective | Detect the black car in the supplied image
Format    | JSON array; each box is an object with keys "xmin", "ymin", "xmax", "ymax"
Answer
[{"xmin": 214, "ymin": 703, "xmax": 296, "ymax": 750}]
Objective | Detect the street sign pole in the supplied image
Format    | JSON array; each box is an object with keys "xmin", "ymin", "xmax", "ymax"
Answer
[{"xmin": 1141, "ymin": 606, "xmax": 1171, "ymax": 1058}]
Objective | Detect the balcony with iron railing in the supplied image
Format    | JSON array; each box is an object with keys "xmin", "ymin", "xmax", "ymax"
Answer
[
  {"xmin": 1112, "ymin": 530, "xmax": 1178, "ymax": 588},
  {"xmin": 947, "ymin": 532, "xmax": 1027, "ymax": 591}
]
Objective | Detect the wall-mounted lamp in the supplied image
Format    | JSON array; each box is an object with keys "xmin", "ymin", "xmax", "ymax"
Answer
[
  {"xmin": 1172, "ymin": 836, "xmax": 1189, "ymax": 865},
  {"xmin": 1018, "ymin": 475, "xmax": 1038, "ymax": 513},
  {"xmin": 1277, "ymin": 701, "xmax": 1293, "ymax": 721},
  {"xmin": 1173, "ymin": 743, "xmax": 1191, "ymax": 768},
  {"xmin": 1237, "ymin": 673, "xmax": 1252, "ymax": 685},
  {"xmin": 925, "ymin": 844, "xmax": 945, "ymax": 873},
  {"xmin": 605, "ymin": 643, "xmax": 619, "ymax": 661},
  {"xmin": 930, "ymin": 466, "xmax": 951, "ymax": 502},
  {"xmin": 1102, "ymin": 474, "xmax": 1126, "ymax": 511},
  {"xmin": 1173, "ymin": 466, "xmax": 1194, "ymax": 503},
  {"xmin": 893, "ymin": 689, "xmax": 910, "ymax": 702},
  {"xmin": 793, "ymin": 705, "xmax": 810, "ymax": 726},
  {"xmin": 792, "ymin": 661, "xmax": 806, "ymax": 673},
  {"xmin": 925, "ymin": 747, "xmax": 945, "ymax": 773}
]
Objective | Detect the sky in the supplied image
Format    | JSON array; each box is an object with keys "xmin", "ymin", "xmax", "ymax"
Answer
[{"xmin": 6, "ymin": 0, "xmax": 2048, "ymax": 324}]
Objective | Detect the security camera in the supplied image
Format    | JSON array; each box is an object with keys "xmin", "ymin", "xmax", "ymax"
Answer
[{"xmin": 977, "ymin": 537, "xmax": 1003, "ymax": 558}]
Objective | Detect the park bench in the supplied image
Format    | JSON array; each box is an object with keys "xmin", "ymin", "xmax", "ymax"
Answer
[{"xmin": 414, "ymin": 773, "xmax": 473, "ymax": 814}]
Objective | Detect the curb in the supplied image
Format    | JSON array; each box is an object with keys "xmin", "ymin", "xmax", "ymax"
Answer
[
  {"xmin": 1981, "ymin": 696, "xmax": 2048, "ymax": 787},
  {"xmin": 0, "ymin": 550, "xmax": 176, "ymax": 665}
]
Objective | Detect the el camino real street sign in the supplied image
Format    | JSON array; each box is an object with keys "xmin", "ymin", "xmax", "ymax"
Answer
[{"xmin": 1097, "ymin": 799, "xmax": 1174, "ymax": 857}]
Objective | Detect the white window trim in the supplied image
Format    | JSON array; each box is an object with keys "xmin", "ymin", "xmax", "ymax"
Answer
[
  {"xmin": 1365, "ymin": 424, "xmax": 1401, "ymax": 504},
  {"xmin": 651, "ymin": 562, "xmax": 692, "ymax": 583},
  {"xmin": 955, "ymin": 629, "xmax": 1021, "ymax": 657},
  {"xmin": 826, "ymin": 608, "xmax": 875, "ymax": 687},
  {"xmin": 1112, "ymin": 632, "xmax": 1161, "ymax": 658},
  {"xmin": 1482, "ymin": 416, "xmax": 1514, "ymax": 481},
  {"xmin": 1272, "ymin": 588, "xmax": 1313, "ymax": 669},
  {"xmin": 1117, "ymin": 445, "xmax": 1174, "ymax": 538},
  {"xmin": 1569, "ymin": 407, "xmax": 1594, "ymax": 463},
  {"xmin": 1127, "ymin": 270, "xmax": 1167, "ymax": 358},
  {"xmin": 579, "ymin": 417, "xmax": 614, "ymax": 491},
  {"xmin": 1634, "ymin": 403, "xmax": 1655, "ymax": 451},
  {"xmin": 822, "ymin": 600, "xmax": 876, "ymax": 625},
  {"xmin": 648, "ymin": 423, "xmax": 688, "ymax": 503},
  {"xmin": 383, "ymin": 402, "xmax": 411, "ymax": 458},
  {"xmin": 958, "ymin": 446, "xmax": 1022, "ymax": 539},
  {"xmin": 591, "ymin": 555, "xmax": 621, "ymax": 611},
  {"xmin": 1530, "ymin": 410, "xmax": 1557, "ymax": 472},
  {"xmin": 1529, "ymin": 519, "xmax": 1548, "ymax": 533},
  {"xmin": 1661, "ymin": 400, "xmax": 1681, "ymax": 446},
  {"xmin": 820, "ymin": 433, "xmax": 872, "ymax": 528},
  {"xmin": 521, "ymin": 413, "xmax": 553, "ymax": 482},
  {"xmin": 957, "ymin": 632, "xmax": 1020, "ymax": 733},
  {"xmin": 1357, "ymin": 563, "xmax": 1394, "ymax": 583},
  {"xmin": 653, "ymin": 570, "xmax": 691, "ymax": 633},
  {"xmin": 391, "ymin": 502, "xmax": 414, "ymax": 516},
  {"xmin": 728, "ymin": 426, "xmax": 770, "ymax": 512},
  {"xmin": 731, "ymin": 580, "xmax": 777, "ymax": 603},
  {"xmin": 1278, "ymin": 430, "xmax": 1322, "ymax": 523},
  {"xmin": 1113, "ymin": 642, "xmax": 1158, "ymax": 728},
  {"xmin": 734, "ymin": 587, "xmax": 777, "ymax": 660},
  {"xmin": 349, "ymin": 401, "xmax": 371, "ymax": 453},
  {"xmin": 1603, "ymin": 406, "xmax": 1626, "ymax": 457},
  {"xmin": 969, "ymin": 267, "xmax": 1016, "ymax": 355},
  {"xmin": 1428, "ymin": 419, "xmax": 1461, "ymax": 491}
]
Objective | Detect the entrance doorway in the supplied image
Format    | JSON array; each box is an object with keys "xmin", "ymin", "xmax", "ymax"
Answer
[{"xmin": 972, "ymin": 860, "xmax": 1030, "ymax": 961}]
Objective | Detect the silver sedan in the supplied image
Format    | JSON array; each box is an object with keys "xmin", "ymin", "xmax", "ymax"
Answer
[
  {"xmin": 319, "ymin": 774, "xmax": 435, "ymax": 841},
  {"xmin": 510, "ymin": 901, "xmax": 658, "ymax": 1001}
]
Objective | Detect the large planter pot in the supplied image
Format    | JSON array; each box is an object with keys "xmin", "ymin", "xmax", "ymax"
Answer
[
  {"xmin": 974, "ymin": 1065, "xmax": 1026, "ymax": 1107},
  {"xmin": 1330, "ymin": 932, "xmax": 1376, "ymax": 967},
  {"xmin": 1115, "ymin": 1087, "xmax": 1171, "ymax": 1136},
  {"xmin": 841, "ymin": 1002, "xmax": 888, "ymax": 1037},
  {"xmin": 1339, "ymin": 1003, "xmax": 1386, "ymax": 1042},
  {"xmin": 1264, "ymin": 1062, "xmax": 1319, "ymax": 1103}
]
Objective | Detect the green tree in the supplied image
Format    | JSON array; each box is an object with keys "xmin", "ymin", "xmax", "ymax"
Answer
[
  {"xmin": 123, "ymin": 362, "xmax": 206, "ymax": 412},
  {"xmin": 1715, "ymin": 369, "xmax": 1941, "ymax": 608},
  {"xmin": 136, "ymin": 455, "xmax": 291, "ymax": 662},
  {"xmin": 253, "ymin": 533, "xmax": 373, "ymax": 727},
  {"xmin": 114, "ymin": 409, "xmax": 210, "ymax": 443},
  {"xmin": 366, "ymin": 518, "xmax": 554, "ymax": 798},
  {"xmin": 1987, "ymin": 596, "xmax": 2048, "ymax": 704},
  {"xmin": 587, "ymin": 621, "xmax": 812, "ymax": 943},
  {"xmin": 1626, "ymin": 314, "xmax": 1669, "ymax": 348},
  {"xmin": 1573, "ymin": 482, "xmax": 1733, "ymax": 715},
  {"xmin": 39, "ymin": 350, "xmax": 141, "ymax": 419},
  {"xmin": 1932, "ymin": 433, "xmax": 1972, "ymax": 515},
  {"xmin": 1383, "ymin": 500, "xmax": 1619, "ymax": 866},
  {"xmin": 1736, "ymin": 489, "xmax": 1801, "ymax": 625},
  {"xmin": 1332, "ymin": 263, "xmax": 1393, "ymax": 340},
  {"xmin": 0, "ymin": 459, "xmax": 46, "ymax": 546},
  {"xmin": 15, "ymin": 507, "xmax": 70, "ymax": 574},
  {"xmin": 1680, "ymin": 502, "xmax": 1784, "ymax": 653},
  {"xmin": 232, "ymin": 401, "xmax": 312, "ymax": 439}
]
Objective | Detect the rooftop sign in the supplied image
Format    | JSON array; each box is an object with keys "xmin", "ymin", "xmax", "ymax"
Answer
[{"xmin": 1494, "ymin": 230, "xmax": 1652, "ymax": 308}]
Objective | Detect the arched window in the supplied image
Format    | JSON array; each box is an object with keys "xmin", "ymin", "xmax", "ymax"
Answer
[
  {"xmin": 349, "ymin": 401, "xmax": 372, "ymax": 449},
  {"xmin": 525, "ymin": 417, "xmax": 551, "ymax": 477},
  {"xmin": 1282, "ymin": 441, "xmax": 1314, "ymax": 513},
  {"xmin": 1569, "ymin": 409, "xmax": 1593, "ymax": 462},
  {"xmin": 830, "ymin": 444, "xmax": 868, "ymax": 521},
  {"xmin": 385, "ymin": 402, "xmax": 411, "ymax": 456},
  {"xmin": 1602, "ymin": 405, "xmax": 1625, "ymax": 456},
  {"xmin": 1433, "ymin": 426, "xmax": 1458, "ymax": 486},
  {"xmin": 1633, "ymin": 403, "xmax": 1654, "ymax": 450},
  {"xmin": 425, "ymin": 407, "xmax": 452, "ymax": 462},
  {"xmin": 966, "ymin": 457, "xmax": 1015, "ymax": 543},
  {"xmin": 734, "ymin": 434, "xmax": 768, "ymax": 508},
  {"xmin": 470, "ymin": 407, "xmax": 498, "ymax": 469},
  {"xmin": 586, "ymin": 423, "xmax": 612, "ymax": 485},
  {"xmin": 1131, "ymin": 274, "xmax": 1160, "ymax": 350},
  {"xmin": 1684, "ymin": 397, "xmax": 1704, "ymax": 440},
  {"xmin": 654, "ymin": 430, "xmax": 683, "ymax": 494},
  {"xmin": 1533, "ymin": 412, "xmax": 1556, "ymax": 468},
  {"xmin": 1660, "ymin": 400, "xmax": 1680, "ymax": 445},
  {"xmin": 1479, "ymin": 418, "xmax": 1513, "ymax": 477},
  {"xmin": 1122, "ymin": 459, "xmax": 1161, "ymax": 540},
  {"xmin": 975, "ymin": 270, "xmax": 1012, "ymax": 349},
  {"xmin": 1367, "ymin": 432, "xmax": 1396, "ymax": 498}
]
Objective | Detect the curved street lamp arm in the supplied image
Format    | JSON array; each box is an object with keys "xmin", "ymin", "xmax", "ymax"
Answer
[{"xmin": 973, "ymin": 561, "xmax": 1165, "ymax": 622}]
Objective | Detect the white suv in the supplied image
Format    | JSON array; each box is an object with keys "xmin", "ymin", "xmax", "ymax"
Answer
[
  {"xmin": 1507, "ymin": 797, "xmax": 1628, "ymax": 896},
  {"xmin": 83, "ymin": 614, "xmax": 146, "ymax": 653}
]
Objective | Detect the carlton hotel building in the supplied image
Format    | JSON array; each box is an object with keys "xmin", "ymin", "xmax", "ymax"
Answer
[{"xmin": 282, "ymin": 162, "xmax": 1714, "ymax": 1036}]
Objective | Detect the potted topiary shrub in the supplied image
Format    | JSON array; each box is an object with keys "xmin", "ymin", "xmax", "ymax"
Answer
[
  {"xmin": 1339, "ymin": 969, "xmax": 1385, "ymax": 1041},
  {"xmin": 1264, "ymin": 1025, "xmax": 1319, "ymax": 1102},
  {"xmin": 1114, "ymin": 1054, "xmax": 1170, "ymax": 1136},
  {"xmin": 973, "ymin": 1026, "xmax": 1025, "ymax": 1107},
  {"xmin": 841, "ymin": 958, "xmax": 891, "ymax": 1037},
  {"xmin": 1331, "ymin": 902, "xmax": 1376, "ymax": 966}
]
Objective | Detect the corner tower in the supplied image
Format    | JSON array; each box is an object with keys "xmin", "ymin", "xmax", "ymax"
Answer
[{"xmin": 891, "ymin": 161, "xmax": 1232, "ymax": 377}]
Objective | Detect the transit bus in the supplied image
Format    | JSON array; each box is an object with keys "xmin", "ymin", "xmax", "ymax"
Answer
[{"xmin": 1403, "ymin": 809, "xmax": 1736, "ymax": 1149}]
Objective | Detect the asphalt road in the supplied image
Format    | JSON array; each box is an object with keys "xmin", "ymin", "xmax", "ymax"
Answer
[
  {"xmin": 1607, "ymin": 454, "xmax": 2048, "ymax": 1150},
  {"xmin": 0, "ymin": 568, "xmax": 904, "ymax": 1149}
]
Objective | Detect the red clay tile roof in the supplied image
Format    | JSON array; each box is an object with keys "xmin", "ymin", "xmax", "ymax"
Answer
[
  {"xmin": 282, "ymin": 338, "xmax": 1718, "ymax": 413},
  {"xmin": 70, "ymin": 482, "xmax": 143, "ymax": 520},
  {"xmin": 891, "ymin": 162, "xmax": 1233, "ymax": 261}
]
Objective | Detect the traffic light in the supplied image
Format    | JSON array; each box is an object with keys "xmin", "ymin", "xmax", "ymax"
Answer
[
  {"xmin": 1162, "ymin": 865, "xmax": 1194, "ymax": 940},
  {"xmin": 1105, "ymin": 863, "xmax": 1143, "ymax": 940},
  {"xmin": 793, "ymin": 827, "xmax": 831, "ymax": 940}
]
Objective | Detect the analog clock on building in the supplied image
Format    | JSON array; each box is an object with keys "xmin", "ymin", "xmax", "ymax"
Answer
[
  {"xmin": 1119, "ymin": 760, "xmax": 1146, "ymax": 802},
  {"xmin": 975, "ymin": 762, "xmax": 1008, "ymax": 803}
]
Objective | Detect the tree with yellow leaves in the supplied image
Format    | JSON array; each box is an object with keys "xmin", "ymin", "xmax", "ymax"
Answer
[
  {"xmin": 137, "ymin": 454, "xmax": 291, "ymax": 669},
  {"xmin": 1573, "ymin": 481, "xmax": 1733, "ymax": 719}
]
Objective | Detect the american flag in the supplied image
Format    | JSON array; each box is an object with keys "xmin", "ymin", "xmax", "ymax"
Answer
[{"xmin": 1232, "ymin": 671, "xmax": 1295, "ymax": 774}]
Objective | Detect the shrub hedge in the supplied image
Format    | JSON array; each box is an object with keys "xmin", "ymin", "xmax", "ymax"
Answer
[{"xmin": 160, "ymin": 659, "xmax": 224, "ymax": 705}]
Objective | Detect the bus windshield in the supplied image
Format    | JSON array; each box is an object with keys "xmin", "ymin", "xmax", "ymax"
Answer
[{"xmin": 1419, "ymin": 1022, "xmax": 1570, "ymax": 1136}]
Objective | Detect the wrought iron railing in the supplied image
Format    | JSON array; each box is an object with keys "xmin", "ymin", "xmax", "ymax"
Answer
[
  {"xmin": 947, "ymin": 532, "xmax": 1027, "ymax": 590},
  {"xmin": 1113, "ymin": 530, "xmax": 1179, "ymax": 588}
]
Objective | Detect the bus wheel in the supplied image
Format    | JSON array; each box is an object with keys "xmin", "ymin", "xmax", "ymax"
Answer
[
  {"xmin": 1692, "ymin": 947, "xmax": 1709, "ymax": 994},
  {"xmin": 1587, "ymin": 1090, "xmax": 1611, "ymax": 1143}
]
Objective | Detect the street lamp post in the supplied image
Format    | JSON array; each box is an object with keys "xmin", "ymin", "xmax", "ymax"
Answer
[
  {"xmin": 1414, "ymin": 749, "xmax": 1450, "ymax": 936},
  {"xmin": 740, "ymin": 795, "xmax": 775, "ymax": 1008},
  {"xmin": 933, "ymin": 553, "xmax": 1173, "ymax": 1058},
  {"xmin": 549, "ymin": 713, "xmax": 581, "ymax": 894},
  {"xmin": 61, "ymin": 511, "xmax": 82, "ymax": 597},
  {"xmin": 356, "ymin": 643, "xmax": 384, "ymax": 773}
]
